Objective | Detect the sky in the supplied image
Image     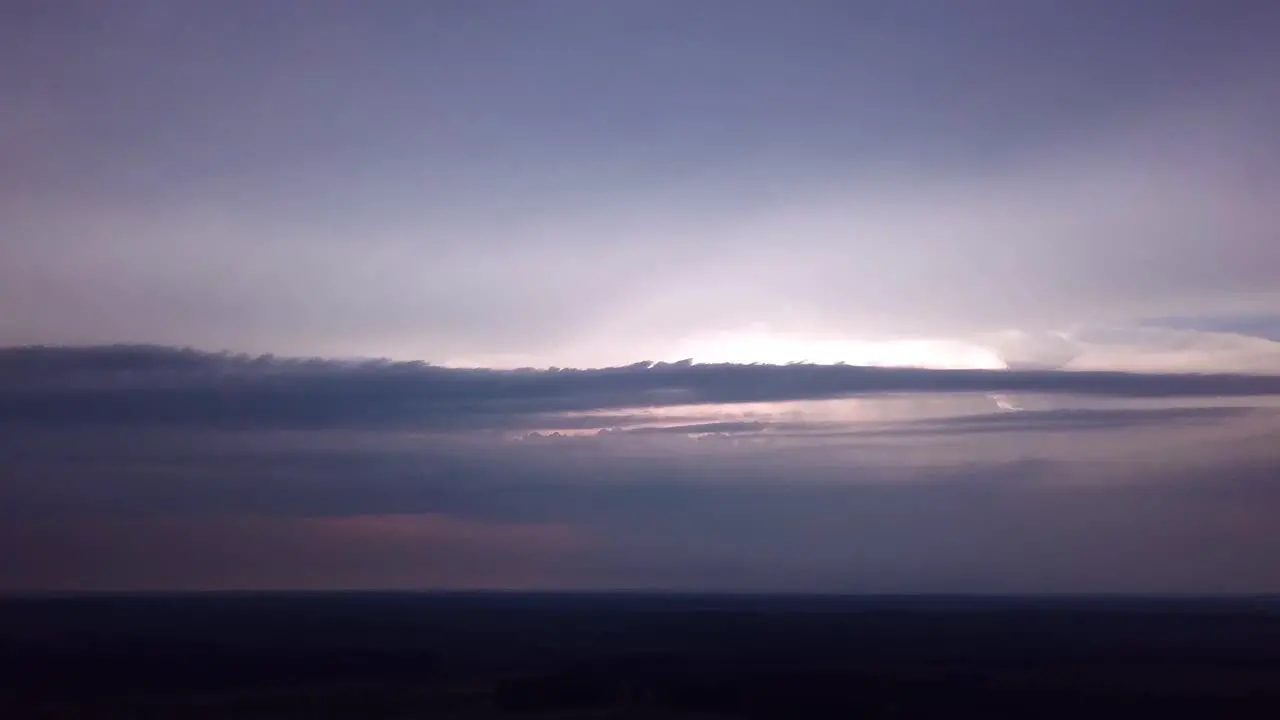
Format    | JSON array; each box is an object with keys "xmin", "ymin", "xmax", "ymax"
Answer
[{"xmin": 2, "ymin": 1, "xmax": 1280, "ymax": 593}]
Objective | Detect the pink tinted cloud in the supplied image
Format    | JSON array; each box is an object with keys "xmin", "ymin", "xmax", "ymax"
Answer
[{"xmin": 1, "ymin": 512, "xmax": 587, "ymax": 592}]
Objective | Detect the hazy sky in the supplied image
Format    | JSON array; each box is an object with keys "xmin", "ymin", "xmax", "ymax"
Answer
[
  {"xmin": 3, "ymin": 0, "xmax": 1279, "ymax": 368},
  {"xmin": 3, "ymin": 2, "xmax": 1280, "ymax": 593}
]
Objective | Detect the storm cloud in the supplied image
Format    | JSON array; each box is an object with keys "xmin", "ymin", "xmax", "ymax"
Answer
[{"xmin": 3, "ymin": 2, "xmax": 1280, "ymax": 594}]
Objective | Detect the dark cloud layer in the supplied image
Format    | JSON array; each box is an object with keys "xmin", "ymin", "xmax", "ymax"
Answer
[
  {"xmin": 4, "ymin": 345, "xmax": 1280, "ymax": 430},
  {"xmin": 3, "ymin": 346, "xmax": 1280, "ymax": 592},
  {"xmin": 4, "ymin": 419, "xmax": 1280, "ymax": 593}
]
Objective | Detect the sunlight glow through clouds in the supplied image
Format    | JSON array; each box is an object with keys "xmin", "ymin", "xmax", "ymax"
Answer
[
  {"xmin": 437, "ymin": 328, "xmax": 1011, "ymax": 371},
  {"xmin": 672, "ymin": 326, "xmax": 1008, "ymax": 370}
]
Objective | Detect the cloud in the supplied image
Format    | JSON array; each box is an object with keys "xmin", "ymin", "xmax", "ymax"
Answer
[
  {"xmin": 1061, "ymin": 326, "xmax": 1280, "ymax": 373},
  {"xmin": 0, "ymin": 512, "xmax": 584, "ymax": 592},
  {"xmin": 520, "ymin": 407, "xmax": 1264, "ymax": 443},
  {"xmin": 5, "ymin": 422, "xmax": 1280, "ymax": 593},
  {"xmin": 4, "ymin": 345, "xmax": 1280, "ymax": 431},
  {"xmin": 5, "ymin": 3, "xmax": 1279, "ymax": 366},
  {"xmin": 6, "ymin": 4, "xmax": 1280, "ymax": 594},
  {"xmin": 865, "ymin": 406, "xmax": 1264, "ymax": 437},
  {"xmin": 5, "ymin": 344, "xmax": 1280, "ymax": 593},
  {"xmin": 1140, "ymin": 315, "xmax": 1280, "ymax": 343}
]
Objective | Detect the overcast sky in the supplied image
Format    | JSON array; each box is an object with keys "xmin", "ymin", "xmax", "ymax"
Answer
[
  {"xmin": 4, "ymin": 0, "xmax": 1279, "ymax": 369},
  {"xmin": 3, "ymin": 1, "xmax": 1280, "ymax": 593}
]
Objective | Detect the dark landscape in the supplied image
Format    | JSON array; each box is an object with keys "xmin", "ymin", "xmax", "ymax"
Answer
[{"xmin": 5, "ymin": 593, "xmax": 1280, "ymax": 718}]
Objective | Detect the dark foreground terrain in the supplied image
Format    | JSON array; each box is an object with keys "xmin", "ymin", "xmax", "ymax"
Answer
[{"xmin": 4, "ymin": 593, "xmax": 1280, "ymax": 718}]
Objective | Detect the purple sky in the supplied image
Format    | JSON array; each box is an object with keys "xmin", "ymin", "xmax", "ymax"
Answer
[
  {"xmin": 4, "ymin": 0, "xmax": 1279, "ymax": 368},
  {"xmin": 2, "ymin": 1, "xmax": 1280, "ymax": 592}
]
